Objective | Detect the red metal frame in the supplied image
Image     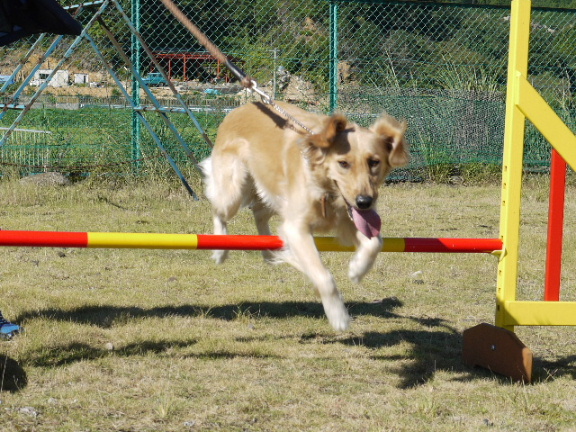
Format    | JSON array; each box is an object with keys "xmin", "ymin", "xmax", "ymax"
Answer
[{"xmin": 152, "ymin": 52, "xmax": 244, "ymax": 82}]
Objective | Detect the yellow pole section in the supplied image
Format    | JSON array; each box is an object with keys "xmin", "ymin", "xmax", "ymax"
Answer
[
  {"xmin": 504, "ymin": 301, "xmax": 576, "ymax": 326},
  {"xmin": 314, "ymin": 237, "xmax": 355, "ymax": 252},
  {"xmin": 314, "ymin": 237, "xmax": 406, "ymax": 253},
  {"xmin": 88, "ymin": 232, "xmax": 199, "ymax": 249},
  {"xmin": 382, "ymin": 238, "xmax": 406, "ymax": 252},
  {"xmin": 516, "ymin": 76, "xmax": 576, "ymax": 170},
  {"xmin": 496, "ymin": 0, "xmax": 531, "ymax": 330}
]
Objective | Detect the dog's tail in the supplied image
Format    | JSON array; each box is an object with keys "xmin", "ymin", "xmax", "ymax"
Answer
[
  {"xmin": 199, "ymin": 157, "xmax": 216, "ymax": 202},
  {"xmin": 199, "ymin": 157, "xmax": 212, "ymax": 178}
]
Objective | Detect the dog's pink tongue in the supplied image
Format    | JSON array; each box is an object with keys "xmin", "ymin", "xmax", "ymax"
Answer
[{"xmin": 351, "ymin": 208, "xmax": 381, "ymax": 239}]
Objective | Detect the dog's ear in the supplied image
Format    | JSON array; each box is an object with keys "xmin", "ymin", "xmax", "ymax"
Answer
[
  {"xmin": 308, "ymin": 114, "xmax": 348, "ymax": 149},
  {"xmin": 371, "ymin": 114, "xmax": 409, "ymax": 168}
]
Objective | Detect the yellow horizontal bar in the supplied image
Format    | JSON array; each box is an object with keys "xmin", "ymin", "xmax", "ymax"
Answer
[
  {"xmin": 88, "ymin": 232, "xmax": 199, "ymax": 249},
  {"xmin": 383, "ymin": 238, "xmax": 406, "ymax": 252},
  {"xmin": 314, "ymin": 237, "xmax": 355, "ymax": 252},
  {"xmin": 503, "ymin": 301, "xmax": 576, "ymax": 326}
]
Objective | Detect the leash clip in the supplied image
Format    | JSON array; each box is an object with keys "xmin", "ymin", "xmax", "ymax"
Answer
[{"xmin": 249, "ymin": 80, "xmax": 273, "ymax": 104}]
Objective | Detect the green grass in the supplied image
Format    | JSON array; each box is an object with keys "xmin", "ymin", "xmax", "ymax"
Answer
[
  {"xmin": 0, "ymin": 107, "xmax": 222, "ymax": 175},
  {"xmin": 0, "ymin": 101, "xmax": 551, "ymax": 181},
  {"xmin": 1, "ymin": 177, "xmax": 576, "ymax": 431}
]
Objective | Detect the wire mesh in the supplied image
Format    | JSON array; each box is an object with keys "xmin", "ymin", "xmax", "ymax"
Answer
[{"xmin": 0, "ymin": 0, "xmax": 574, "ymax": 181}]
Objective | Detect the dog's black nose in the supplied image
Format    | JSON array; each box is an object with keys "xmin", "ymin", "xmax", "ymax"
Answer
[{"xmin": 356, "ymin": 195, "xmax": 373, "ymax": 210}]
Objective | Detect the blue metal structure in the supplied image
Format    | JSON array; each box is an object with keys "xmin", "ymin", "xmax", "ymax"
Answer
[{"xmin": 0, "ymin": 0, "xmax": 213, "ymax": 200}]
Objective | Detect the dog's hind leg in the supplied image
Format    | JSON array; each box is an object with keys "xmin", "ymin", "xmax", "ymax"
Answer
[
  {"xmin": 202, "ymin": 154, "xmax": 249, "ymax": 264},
  {"xmin": 251, "ymin": 200, "xmax": 276, "ymax": 262},
  {"xmin": 210, "ymin": 214, "xmax": 232, "ymax": 264},
  {"xmin": 281, "ymin": 222, "xmax": 351, "ymax": 331}
]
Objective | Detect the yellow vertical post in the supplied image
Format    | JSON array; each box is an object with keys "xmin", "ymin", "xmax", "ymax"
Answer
[{"xmin": 496, "ymin": 0, "xmax": 531, "ymax": 330}]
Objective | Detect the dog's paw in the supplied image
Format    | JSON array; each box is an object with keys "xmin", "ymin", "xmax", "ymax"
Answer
[
  {"xmin": 322, "ymin": 296, "xmax": 351, "ymax": 331},
  {"xmin": 348, "ymin": 236, "xmax": 382, "ymax": 283},
  {"xmin": 211, "ymin": 250, "xmax": 228, "ymax": 264},
  {"xmin": 348, "ymin": 255, "xmax": 369, "ymax": 283},
  {"xmin": 328, "ymin": 308, "xmax": 351, "ymax": 332},
  {"xmin": 261, "ymin": 250, "xmax": 276, "ymax": 264}
]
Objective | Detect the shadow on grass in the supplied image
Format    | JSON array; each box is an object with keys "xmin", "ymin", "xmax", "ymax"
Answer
[
  {"xmin": 14, "ymin": 298, "xmax": 475, "ymax": 387},
  {"xmin": 20, "ymin": 339, "xmax": 199, "ymax": 368},
  {"xmin": 14, "ymin": 299, "xmax": 393, "ymax": 369},
  {"xmin": 15, "ymin": 298, "xmax": 399, "ymax": 328},
  {"xmin": 337, "ymin": 328, "xmax": 468, "ymax": 388},
  {"xmin": 533, "ymin": 356, "xmax": 576, "ymax": 383},
  {"xmin": 15, "ymin": 299, "xmax": 576, "ymax": 385},
  {"xmin": 19, "ymin": 339, "xmax": 283, "ymax": 369},
  {"xmin": 340, "ymin": 300, "xmax": 576, "ymax": 387},
  {"xmin": 0, "ymin": 355, "xmax": 27, "ymax": 392},
  {"xmin": 323, "ymin": 297, "xmax": 472, "ymax": 388}
]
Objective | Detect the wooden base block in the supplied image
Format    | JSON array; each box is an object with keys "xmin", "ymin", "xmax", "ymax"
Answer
[{"xmin": 462, "ymin": 323, "xmax": 533, "ymax": 383}]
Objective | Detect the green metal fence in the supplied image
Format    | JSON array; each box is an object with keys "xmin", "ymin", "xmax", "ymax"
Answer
[{"xmin": 0, "ymin": 0, "xmax": 575, "ymax": 183}]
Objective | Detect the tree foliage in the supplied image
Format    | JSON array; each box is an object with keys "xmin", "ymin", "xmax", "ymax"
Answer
[{"xmin": 77, "ymin": 0, "xmax": 576, "ymax": 94}]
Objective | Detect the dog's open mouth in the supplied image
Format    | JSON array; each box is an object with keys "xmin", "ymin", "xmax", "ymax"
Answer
[{"xmin": 349, "ymin": 206, "xmax": 381, "ymax": 239}]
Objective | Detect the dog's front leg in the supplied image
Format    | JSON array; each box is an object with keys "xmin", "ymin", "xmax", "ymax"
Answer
[
  {"xmin": 348, "ymin": 232, "xmax": 383, "ymax": 284},
  {"xmin": 281, "ymin": 222, "xmax": 351, "ymax": 331}
]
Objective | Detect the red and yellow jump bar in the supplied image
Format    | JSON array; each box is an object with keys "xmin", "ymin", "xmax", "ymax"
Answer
[{"xmin": 0, "ymin": 230, "xmax": 503, "ymax": 254}]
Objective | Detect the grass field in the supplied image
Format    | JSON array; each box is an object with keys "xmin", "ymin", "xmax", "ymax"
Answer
[
  {"xmin": 0, "ymin": 103, "xmax": 553, "ymax": 181},
  {"xmin": 1, "ymin": 175, "xmax": 576, "ymax": 431}
]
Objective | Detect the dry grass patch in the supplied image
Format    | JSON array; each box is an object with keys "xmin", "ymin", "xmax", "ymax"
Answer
[{"xmin": 1, "ymin": 177, "xmax": 576, "ymax": 431}]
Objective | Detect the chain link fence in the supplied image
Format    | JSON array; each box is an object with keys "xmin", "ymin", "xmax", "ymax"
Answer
[{"xmin": 0, "ymin": 0, "xmax": 575, "ymax": 182}]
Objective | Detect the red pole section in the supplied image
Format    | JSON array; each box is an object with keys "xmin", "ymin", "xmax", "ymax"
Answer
[
  {"xmin": 404, "ymin": 237, "xmax": 503, "ymax": 253},
  {"xmin": 544, "ymin": 149, "xmax": 567, "ymax": 301},
  {"xmin": 196, "ymin": 235, "xmax": 284, "ymax": 250},
  {"xmin": 0, "ymin": 230, "xmax": 502, "ymax": 254},
  {"xmin": 0, "ymin": 230, "xmax": 88, "ymax": 248}
]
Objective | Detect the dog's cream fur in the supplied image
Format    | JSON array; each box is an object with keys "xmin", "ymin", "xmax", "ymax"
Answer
[{"xmin": 201, "ymin": 101, "xmax": 409, "ymax": 331}]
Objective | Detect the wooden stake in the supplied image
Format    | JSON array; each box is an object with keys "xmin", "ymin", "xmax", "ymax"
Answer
[{"xmin": 462, "ymin": 323, "xmax": 533, "ymax": 383}]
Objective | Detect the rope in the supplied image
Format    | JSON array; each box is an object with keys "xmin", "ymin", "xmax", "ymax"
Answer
[
  {"xmin": 157, "ymin": 0, "xmax": 252, "ymax": 88},
  {"xmin": 157, "ymin": 0, "xmax": 315, "ymax": 135}
]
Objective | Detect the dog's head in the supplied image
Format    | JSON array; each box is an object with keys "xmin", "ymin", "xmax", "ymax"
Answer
[{"xmin": 304, "ymin": 113, "xmax": 409, "ymax": 237}]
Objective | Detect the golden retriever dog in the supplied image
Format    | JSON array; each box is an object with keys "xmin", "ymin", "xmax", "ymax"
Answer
[{"xmin": 201, "ymin": 101, "xmax": 409, "ymax": 331}]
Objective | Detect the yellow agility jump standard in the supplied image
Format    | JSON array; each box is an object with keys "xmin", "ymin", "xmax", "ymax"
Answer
[
  {"xmin": 463, "ymin": 0, "xmax": 576, "ymax": 384},
  {"xmin": 0, "ymin": 230, "xmax": 502, "ymax": 254}
]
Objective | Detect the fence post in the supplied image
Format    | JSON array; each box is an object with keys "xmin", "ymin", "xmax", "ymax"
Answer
[
  {"xmin": 131, "ymin": 0, "xmax": 142, "ymax": 172},
  {"xmin": 329, "ymin": 1, "xmax": 339, "ymax": 114}
]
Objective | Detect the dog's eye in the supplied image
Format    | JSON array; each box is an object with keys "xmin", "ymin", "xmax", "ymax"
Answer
[
  {"xmin": 338, "ymin": 161, "xmax": 350, "ymax": 169},
  {"xmin": 368, "ymin": 159, "xmax": 380, "ymax": 168}
]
